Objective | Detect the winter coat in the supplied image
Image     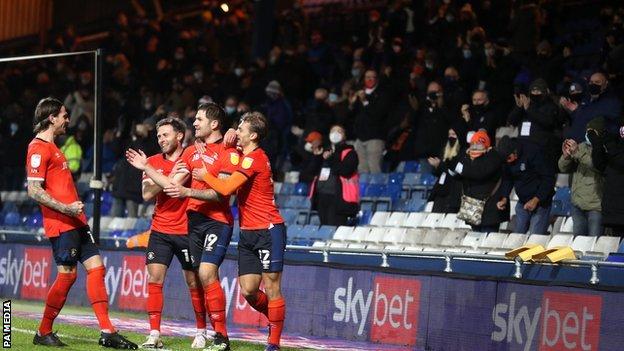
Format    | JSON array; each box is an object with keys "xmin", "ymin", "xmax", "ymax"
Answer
[
  {"xmin": 558, "ymin": 143, "xmax": 603, "ymax": 211},
  {"xmin": 455, "ymin": 150, "xmax": 508, "ymax": 226},
  {"xmin": 310, "ymin": 143, "xmax": 359, "ymax": 216},
  {"xmin": 591, "ymin": 134, "xmax": 624, "ymax": 227}
]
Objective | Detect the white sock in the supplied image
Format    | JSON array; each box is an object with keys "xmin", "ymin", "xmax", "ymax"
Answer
[{"xmin": 149, "ymin": 330, "xmax": 160, "ymax": 337}]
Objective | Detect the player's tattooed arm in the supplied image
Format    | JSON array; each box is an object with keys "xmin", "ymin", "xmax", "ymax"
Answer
[
  {"xmin": 27, "ymin": 180, "xmax": 83, "ymax": 216},
  {"xmin": 188, "ymin": 188, "xmax": 221, "ymax": 202}
]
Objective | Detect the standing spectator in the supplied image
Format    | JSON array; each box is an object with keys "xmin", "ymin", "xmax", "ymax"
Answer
[
  {"xmin": 414, "ymin": 81, "xmax": 455, "ymax": 158},
  {"xmin": 310, "ymin": 125, "xmax": 359, "ymax": 226},
  {"xmin": 59, "ymin": 131, "xmax": 83, "ymax": 180},
  {"xmin": 427, "ymin": 123, "xmax": 468, "ymax": 213},
  {"xmin": 296, "ymin": 131, "xmax": 324, "ymax": 183},
  {"xmin": 0, "ymin": 110, "xmax": 29, "ymax": 190},
  {"xmin": 461, "ymin": 89, "xmax": 498, "ymax": 140},
  {"xmin": 351, "ymin": 69, "xmax": 390, "ymax": 174},
  {"xmin": 442, "ymin": 66, "xmax": 469, "ymax": 116},
  {"xmin": 262, "ymin": 80, "xmax": 293, "ymax": 173},
  {"xmin": 562, "ymin": 72, "xmax": 622, "ymax": 142},
  {"xmin": 502, "ymin": 139, "xmax": 556, "ymax": 235},
  {"xmin": 302, "ymin": 88, "xmax": 334, "ymax": 136},
  {"xmin": 589, "ymin": 121, "xmax": 624, "ymax": 236},
  {"xmin": 508, "ymin": 78, "xmax": 562, "ymax": 165},
  {"xmin": 222, "ymin": 95, "xmax": 240, "ymax": 134},
  {"xmin": 558, "ymin": 118, "xmax": 605, "ymax": 236},
  {"xmin": 455, "ymin": 131, "xmax": 506, "ymax": 233}
]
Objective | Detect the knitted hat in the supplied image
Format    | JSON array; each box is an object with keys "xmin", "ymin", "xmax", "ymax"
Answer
[
  {"xmin": 586, "ymin": 116, "xmax": 605, "ymax": 133},
  {"xmin": 470, "ymin": 130, "xmax": 491, "ymax": 149}
]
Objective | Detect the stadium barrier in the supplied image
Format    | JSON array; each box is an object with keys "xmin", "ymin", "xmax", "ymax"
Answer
[{"xmin": 1, "ymin": 242, "xmax": 623, "ymax": 350}]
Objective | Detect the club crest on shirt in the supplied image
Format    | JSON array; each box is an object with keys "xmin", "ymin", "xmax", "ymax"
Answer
[
  {"xmin": 31, "ymin": 154, "xmax": 41, "ymax": 168},
  {"xmin": 230, "ymin": 152, "xmax": 240, "ymax": 165},
  {"xmin": 147, "ymin": 252, "xmax": 155, "ymax": 260},
  {"xmin": 242, "ymin": 157, "xmax": 254, "ymax": 169},
  {"xmin": 70, "ymin": 248, "xmax": 77, "ymax": 257}
]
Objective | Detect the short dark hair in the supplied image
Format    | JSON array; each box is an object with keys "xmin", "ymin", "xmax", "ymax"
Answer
[
  {"xmin": 33, "ymin": 97, "xmax": 64, "ymax": 133},
  {"xmin": 156, "ymin": 116, "xmax": 186, "ymax": 134},
  {"xmin": 240, "ymin": 111, "xmax": 268, "ymax": 142},
  {"xmin": 198, "ymin": 102, "xmax": 225, "ymax": 127}
]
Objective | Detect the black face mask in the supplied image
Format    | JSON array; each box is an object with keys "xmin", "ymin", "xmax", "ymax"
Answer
[
  {"xmin": 530, "ymin": 94, "xmax": 545, "ymax": 103},
  {"xmin": 448, "ymin": 136, "xmax": 457, "ymax": 146},
  {"xmin": 588, "ymin": 83, "xmax": 602, "ymax": 96},
  {"xmin": 471, "ymin": 104, "xmax": 485, "ymax": 115},
  {"xmin": 427, "ymin": 92, "xmax": 439, "ymax": 101}
]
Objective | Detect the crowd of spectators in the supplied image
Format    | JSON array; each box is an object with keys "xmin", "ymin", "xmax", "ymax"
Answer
[{"xmin": 1, "ymin": 0, "xmax": 623, "ymax": 233}]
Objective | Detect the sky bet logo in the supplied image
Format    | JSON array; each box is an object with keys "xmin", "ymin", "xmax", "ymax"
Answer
[
  {"xmin": 333, "ymin": 276, "xmax": 420, "ymax": 346},
  {"xmin": 492, "ymin": 291, "xmax": 602, "ymax": 351}
]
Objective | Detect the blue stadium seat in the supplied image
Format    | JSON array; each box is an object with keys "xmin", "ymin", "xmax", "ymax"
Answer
[
  {"xmin": 134, "ymin": 218, "xmax": 151, "ymax": 232},
  {"xmin": 357, "ymin": 210, "xmax": 373, "ymax": 225},
  {"xmin": 3, "ymin": 211, "xmax": 20, "ymax": 227},
  {"xmin": 419, "ymin": 173, "xmax": 437, "ymax": 186},
  {"xmin": 284, "ymin": 195, "xmax": 310, "ymax": 209},
  {"xmin": 316, "ymin": 225, "xmax": 337, "ymax": 240},
  {"xmin": 388, "ymin": 172, "xmax": 405, "ymax": 184},
  {"xmin": 384, "ymin": 184, "xmax": 402, "ymax": 201},
  {"xmin": 402, "ymin": 161, "xmax": 420, "ymax": 173},
  {"xmin": 402, "ymin": 173, "xmax": 421, "ymax": 186},
  {"xmin": 280, "ymin": 183, "xmax": 295, "ymax": 195},
  {"xmin": 364, "ymin": 184, "xmax": 386, "ymax": 197},
  {"xmin": 287, "ymin": 224, "xmax": 305, "ymax": 239},
  {"xmin": 369, "ymin": 173, "xmax": 389, "ymax": 184},
  {"xmin": 294, "ymin": 182, "xmax": 310, "ymax": 196},
  {"xmin": 84, "ymin": 203, "xmax": 94, "ymax": 217},
  {"xmin": 280, "ymin": 209, "xmax": 299, "ymax": 225},
  {"xmin": 418, "ymin": 159, "xmax": 434, "ymax": 174},
  {"xmin": 25, "ymin": 213, "xmax": 43, "ymax": 229},
  {"xmin": 275, "ymin": 194, "xmax": 289, "ymax": 208},
  {"xmin": 308, "ymin": 212, "xmax": 321, "ymax": 226}
]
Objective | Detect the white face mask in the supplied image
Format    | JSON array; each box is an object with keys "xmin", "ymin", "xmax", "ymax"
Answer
[
  {"xmin": 329, "ymin": 132, "xmax": 343, "ymax": 144},
  {"xmin": 225, "ymin": 106, "xmax": 236, "ymax": 114},
  {"xmin": 304, "ymin": 142, "xmax": 313, "ymax": 152}
]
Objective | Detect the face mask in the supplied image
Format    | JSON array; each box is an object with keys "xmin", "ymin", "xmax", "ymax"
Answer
[
  {"xmin": 328, "ymin": 93, "xmax": 338, "ymax": 103},
  {"xmin": 463, "ymin": 49, "xmax": 472, "ymax": 59},
  {"xmin": 392, "ymin": 45, "xmax": 401, "ymax": 53},
  {"xmin": 425, "ymin": 61, "xmax": 434, "ymax": 70},
  {"xmin": 588, "ymin": 83, "xmax": 602, "ymax": 96},
  {"xmin": 193, "ymin": 71, "xmax": 203, "ymax": 81},
  {"xmin": 446, "ymin": 14, "xmax": 454, "ymax": 22},
  {"xmin": 144, "ymin": 102, "xmax": 153, "ymax": 111},
  {"xmin": 448, "ymin": 136, "xmax": 457, "ymax": 146},
  {"xmin": 267, "ymin": 92, "xmax": 279, "ymax": 100},
  {"xmin": 225, "ymin": 106, "xmax": 236, "ymax": 114},
  {"xmin": 269, "ymin": 56, "xmax": 278, "ymax": 65},
  {"xmin": 585, "ymin": 132, "xmax": 592, "ymax": 145},
  {"xmin": 174, "ymin": 52, "xmax": 184, "ymax": 60},
  {"xmin": 471, "ymin": 103, "xmax": 485, "ymax": 115},
  {"xmin": 10, "ymin": 122, "xmax": 18, "ymax": 135},
  {"xmin": 234, "ymin": 68, "xmax": 244, "ymax": 77},
  {"xmin": 329, "ymin": 132, "xmax": 343, "ymax": 144},
  {"xmin": 351, "ymin": 68, "xmax": 361, "ymax": 78},
  {"xmin": 427, "ymin": 92, "xmax": 439, "ymax": 101},
  {"xmin": 485, "ymin": 48, "xmax": 495, "ymax": 57},
  {"xmin": 304, "ymin": 142, "xmax": 313, "ymax": 152},
  {"xmin": 530, "ymin": 93, "xmax": 544, "ymax": 102}
]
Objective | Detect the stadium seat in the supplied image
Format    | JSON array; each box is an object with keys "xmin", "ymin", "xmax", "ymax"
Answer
[
  {"xmin": 526, "ymin": 234, "xmax": 550, "ymax": 246},
  {"xmin": 388, "ymin": 172, "xmax": 405, "ymax": 184},
  {"xmin": 571, "ymin": 236, "xmax": 597, "ymax": 256},
  {"xmin": 439, "ymin": 213, "xmax": 458, "ymax": 230},
  {"xmin": 467, "ymin": 232, "xmax": 508, "ymax": 254},
  {"xmin": 3, "ymin": 211, "xmax": 20, "ymax": 227},
  {"xmin": 284, "ymin": 196, "xmax": 310, "ymax": 209},
  {"xmin": 122, "ymin": 217, "xmax": 137, "ymax": 230},
  {"xmin": 448, "ymin": 231, "xmax": 487, "ymax": 253},
  {"xmin": 284, "ymin": 171, "xmax": 300, "ymax": 184},
  {"xmin": 418, "ymin": 173, "xmax": 437, "ymax": 186},
  {"xmin": 544, "ymin": 234, "xmax": 574, "ymax": 249},
  {"xmin": 402, "ymin": 161, "xmax": 420, "ymax": 173},
  {"xmin": 294, "ymin": 182, "xmax": 310, "ymax": 196},
  {"xmin": 380, "ymin": 227, "xmax": 407, "ymax": 245},
  {"xmin": 410, "ymin": 230, "xmax": 446, "ymax": 252},
  {"xmin": 369, "ymin": 173, "xmax": 389, "ymax": 184},
  {"xmin": 287, "ymin": 224, "xmax": 305, "ymax": 239},
  {"xmin": 404, "ymin": 212, "xmax": 426, "ymax": 228},
  {"xmin": 436, "ymin": 231, "xmax": 468, "ymax": 251},
  {"xmin": 315, "ymin": 225, "xmax": 337, "ymax": 241},
  {"xmin": 385, "ymin": 212, "xmax": 408, "ymax": 227},
  {"xmin": 359, "ymin": 173, "xmax": 372, "ymax": 184},
  {"xmin": 386, "ymin": 228, "xmax": 424, "ymax": 251},
  {"xmin": 363, "ymin": 227, "xmax": 387, "ymax": 245},
  {"xmin": 364, "ymin": 184, "xmax": 386, "ymax": 197},
  {"xmin": 107, "ymin": 217, "xmax": 126, "ymax": 231},
  {"xmin": 424, "ymin": 201, "xmax": 434, "ymax": 212},
  {"xmin": 273, "ymin": 182, "xmax": 283, "ymax": 195},
  {"xmin": 332, "ymin": 226, "xmax": 355, "ymax": 241},
  {"xmin": 357, "ymin": 210, "xmax": 373, "ymax": 225},
  {"xmin": 134, "ymin": 218, "xmax": 151, "ymax": 232},
  {"xmin": 280, "ymin": 209, "xmax": 299, "ymax": 225},
  {"xmin": 279, "ymin": 183, "xmax": 295, "ymax": 195},
  {"xmin": 393, "ymin": 198, "xmax": 426, "ymax": 212},
  {"xmin": 402, "ymin": 173, "xmax": 420, "ymax": 186},
  {"xmin": 559, "ymin": 217, "xmax": 574, "ymax": 234},
  {"xmin": 586, "ymin": 236, "xmax": 620, "ymax": 257},
  {"xmin": 350, "ymin": 227, "xmax": 371, "ymax": 242},
  {"xmin": 486, "ymin": 233, "xmax": 527, "ymax": 255},
  {"xmin": 369, "ymin": 211, "xmax": 391, "ymax": 226},
  {"xmin": 419, "ymin": 213, "xmax": 445, "ymax": 229}
]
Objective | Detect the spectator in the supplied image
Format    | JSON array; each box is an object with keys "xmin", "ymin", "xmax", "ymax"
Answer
[
  {"xmin": 0, "ymin": 109, "xmax": 29, "ymax": 190},
  {"xmin": 461, "ymin": 89, "xmax": 498, "ymax": 140},
  {"xmin": 351, "ymin": 69, "xmax": 390, "ymax": 174},
  {"xmin": 262, "ymin": 80, "xmax": 293, "ymax": 172},
  {"xmin": 59, "ymin": 131, "xmax": 83, "ymax": 180},
  {"xmin": 384, "ymin": 114, "xmax": 415, "ymax": 172},
  {"xmin": 501, "ymin": 138, "xmax": 556, "ymax": 235},
  {"xmin": 427, "ymin": 122, "xmax": 468, "ymax": 213},
  {"xmin": 442, "ymin": 66, "xmax": 469, "ymax": 116},
  {"xmin": 562, "ymin": 71, "xmax": 623, "ymax": 142},
  {"xmin": 589, "ymin": 120, "xmax": 624, "ymax": 236},
  {"xmin": 508, "ymin": 78, "xmax": 562, "ymax": 164},
  {"xmin": 558, "ymin": 118, "xmax": 605, "ymax": 236},
  {"xmin": 310, "ymin": 125, "xmax": 359, "ymax": 226},
  {"xmin": 297, "ymin": 131, "xmax": 324, "ymax": 184},
  {"xmin": 302, "ymin": 88, "xmax": 334, "ymax": 136},
  {"xmin": 223, "ymin": 95, "xmax": 240, "ymax": 134},
  {"xmin": 455, "ymin": 131, "xmax": 506, "ymax": 233},
  {"xmin": 414, "ymin": 81, "xmax": 455, "ymax": 158}
]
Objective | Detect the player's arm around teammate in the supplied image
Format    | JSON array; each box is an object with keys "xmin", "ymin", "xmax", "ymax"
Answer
[{"xmin": 126, "ymin": 117, "xmax": 209, "ymax": 349}]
